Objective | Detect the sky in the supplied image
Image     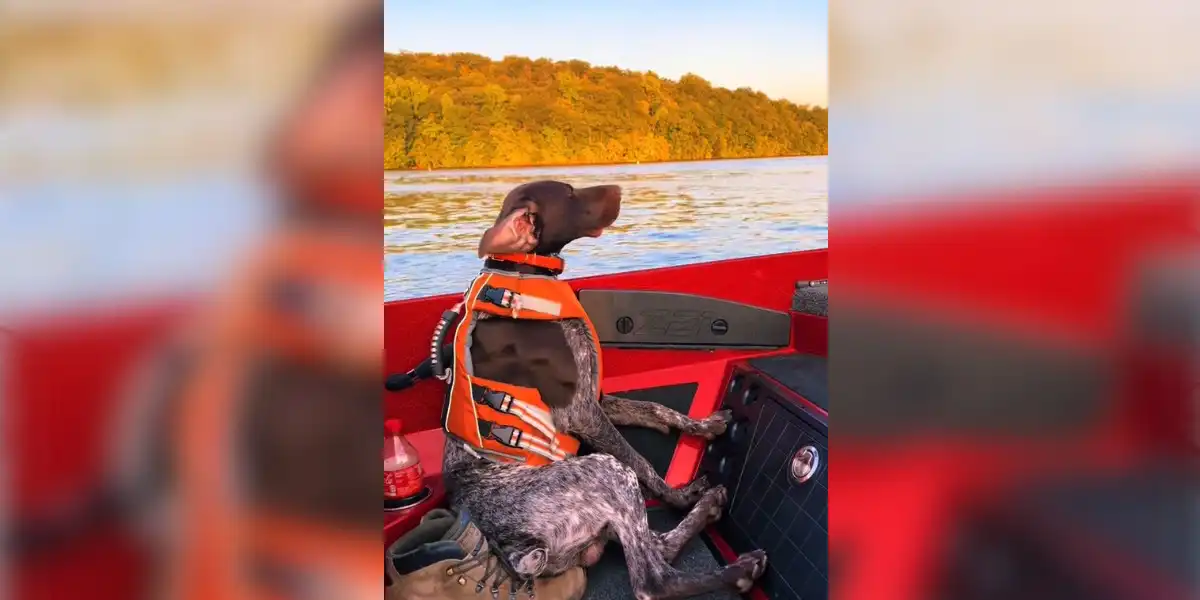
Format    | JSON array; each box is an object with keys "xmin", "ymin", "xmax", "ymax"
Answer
[{"xmin": 384, "ymin": 0, "xmax": 828, "ymax": 107}]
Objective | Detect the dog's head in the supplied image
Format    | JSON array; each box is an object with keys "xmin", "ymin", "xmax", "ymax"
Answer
[{"xmin": 478, "ymin": 181, "xmax": 622, "ymax": 257}]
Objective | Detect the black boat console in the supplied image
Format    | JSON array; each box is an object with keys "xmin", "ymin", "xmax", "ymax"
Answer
[{"xmin": 701, "ymin": 355, "xmax": 829, "ymax": 600}]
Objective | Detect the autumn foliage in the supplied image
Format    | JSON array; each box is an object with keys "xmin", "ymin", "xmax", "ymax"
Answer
[{"xmin": 385, "ymin": 52, "xmax": 827, "ymax": 170}]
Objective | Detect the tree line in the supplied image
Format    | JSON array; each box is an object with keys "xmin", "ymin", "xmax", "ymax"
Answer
[{"xmin": 385, "ymin": 52, "xmax": 827, "ymax": 170}]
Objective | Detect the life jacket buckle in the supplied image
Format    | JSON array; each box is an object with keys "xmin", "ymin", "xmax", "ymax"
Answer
[
  {"xmin": 478, "ymin": 420, "xmax": 521, "ymax": 448},
  {"xmin": 473, "ymin": 387, "xmax": 514, "ymax": 412},
  {"xmin": 476, "ymin": 285, "xmax": 511, "ymax": 309}
]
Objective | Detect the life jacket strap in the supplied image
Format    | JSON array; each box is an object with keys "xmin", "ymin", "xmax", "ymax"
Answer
[
  {"xmin": 478, "ymin": 419, "xmax": 567, "ymax": 463},
  {"xmin": 475, "ymin": 284, "xmax": 562, "ymax": 318},
  {"xmin": 471, "ymin": 384, "xmax": 557, "ymax": 442},
  {"xmin": 487, "ymin": 253, "xmax": 566, "ymax": 274}
]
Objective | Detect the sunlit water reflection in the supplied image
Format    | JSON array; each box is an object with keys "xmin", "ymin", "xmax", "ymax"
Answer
[{"xmin": 385, "ymin": 156, "xmax": 827, "ymax": 300}]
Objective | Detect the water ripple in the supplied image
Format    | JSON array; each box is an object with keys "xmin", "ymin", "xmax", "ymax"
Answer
[{"xmin": 385, "ymin": 156, "xmax": 827, "ymax": 300}]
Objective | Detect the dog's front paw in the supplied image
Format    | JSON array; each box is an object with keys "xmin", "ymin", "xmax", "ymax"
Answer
[
  {"xmin": 664, "ymin": 475, "xmax": 710, "ymax": 510},
  {"xmin": 683, "ymin": 409, "xmax": 732, "ymax": 440},
  {"xmin": 695, "ymin": 485, "xmax": 728, "ymax": 524},
  {"xmin": 721, "ymin": 549, "xmax": 769, "ymax": 593}
]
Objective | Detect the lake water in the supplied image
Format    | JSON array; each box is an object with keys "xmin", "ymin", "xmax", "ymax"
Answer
[{"xmin": 385, "ymin": 156, "xmax": 827, "ymax": 301}]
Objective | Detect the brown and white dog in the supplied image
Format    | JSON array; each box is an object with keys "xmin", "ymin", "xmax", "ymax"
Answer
[{"xmin": 442, "ymin": 181, "xmax": 769, "ymax": 599}]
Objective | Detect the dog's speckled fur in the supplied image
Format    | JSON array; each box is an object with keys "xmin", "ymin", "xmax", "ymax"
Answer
[{"xmin": 444, "ymin": 181, "xmax": 768, "ymax": 599}]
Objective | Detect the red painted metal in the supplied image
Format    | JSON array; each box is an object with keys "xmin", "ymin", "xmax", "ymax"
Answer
[
  {"xmin": 9, "ymin": 303, "xmax": 189, "ymax": 512},
  {"xmin": 838, "ymin": 186, "xmax": 1197, "ymax": 347},
  {"xmin": 602, "ymin": 357, "xmax": 752, "ymax": 488}
]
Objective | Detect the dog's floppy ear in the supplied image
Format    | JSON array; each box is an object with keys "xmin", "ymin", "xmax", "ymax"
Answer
[{"xmin": 477, "ymin": 206, "xmax": 538, "ymax": 257}]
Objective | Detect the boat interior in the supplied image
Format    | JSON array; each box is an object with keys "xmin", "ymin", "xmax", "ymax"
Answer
[
  {"xmin": 384, "ymin": 249, "xmax": 829, "ymax": 600},
  {"xmin": 11, "ymin": 190, "xmax": 1194, "ymax": 600}
]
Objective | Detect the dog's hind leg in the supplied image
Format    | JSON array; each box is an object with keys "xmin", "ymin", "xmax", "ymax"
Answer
[
  {"xmin": 564, "ymin": 456, "xmax": 763, "ymax": 599},
  {"xmin": 451, "ymin": 454, "xmax": 765, "ymax": 599},
  {"xmin": 600, "ymin": 395, "xmax": 732, "ymax": 439},
  {"xmin": 654, "ymin": 485, "xmax": 728, "ymax": 564}
]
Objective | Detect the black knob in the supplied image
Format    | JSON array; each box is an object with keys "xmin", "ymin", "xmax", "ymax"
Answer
[
  {"xmin": 727, "ymin": 421, "xmax": 746, "ymax": 444},
  {"xmin": 726, "ymin": 375, "xmax": 742, "ymax": 396},
  {"xmin": 742, "ymin": 384, "xmax": 759, "ymax": 406}
]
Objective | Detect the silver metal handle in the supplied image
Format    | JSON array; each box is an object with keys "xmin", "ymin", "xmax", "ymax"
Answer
[{"xmin": 790, "ymin": 445, "xmax": 820, "ymax": 485}]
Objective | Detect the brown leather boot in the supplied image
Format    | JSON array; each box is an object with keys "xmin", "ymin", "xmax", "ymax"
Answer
[{"xmin": 385, "ymin": 508, "xmax": 586, "ymax": 600}]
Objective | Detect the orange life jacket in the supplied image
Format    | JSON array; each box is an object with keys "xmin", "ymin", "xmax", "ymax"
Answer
[
  {"xmin": 441, "ymin": 253, "xmax": 599, "ymax": 466},
  {"xmin": 174, "ymin": 226, "xmax": 381, "ymax": 600}
]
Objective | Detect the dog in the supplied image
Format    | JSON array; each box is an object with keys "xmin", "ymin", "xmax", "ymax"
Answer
[{"xmin": 441, "ymin": 181, "xmax": 769, "ymax": 599}]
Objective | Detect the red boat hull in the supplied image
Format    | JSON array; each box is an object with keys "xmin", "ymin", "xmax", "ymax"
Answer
[{"xmin": 385, "ymin": 249, "xmax": 828, "ymax": 434}]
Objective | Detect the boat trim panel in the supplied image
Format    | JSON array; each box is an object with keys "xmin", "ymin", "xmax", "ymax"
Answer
[{"xmin": 579, "ymin": 289, "xmax": 791, "ymax": 350}]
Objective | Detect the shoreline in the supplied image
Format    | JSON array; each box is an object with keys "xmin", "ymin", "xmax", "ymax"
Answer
[{"xmin": 388, "ymin": 153, "xmax": 828, "ymax": 174}]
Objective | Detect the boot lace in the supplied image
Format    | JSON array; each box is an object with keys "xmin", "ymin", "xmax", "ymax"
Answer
[{"xmin": 446, "ymin": 534, "xmax": 537, "ymax": 600}]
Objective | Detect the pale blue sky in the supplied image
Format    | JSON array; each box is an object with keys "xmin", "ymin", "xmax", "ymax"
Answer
[{"xmin": 384, "ymin": 0, "xmax": 828, "ymax": 107}]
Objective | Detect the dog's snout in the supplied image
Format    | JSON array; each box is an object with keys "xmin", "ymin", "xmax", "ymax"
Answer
[{"xmin": 595, "ymin": 185, "xmax": 622, "ymax": 226}]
